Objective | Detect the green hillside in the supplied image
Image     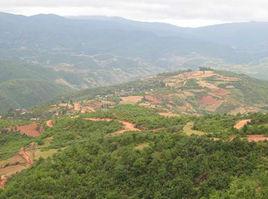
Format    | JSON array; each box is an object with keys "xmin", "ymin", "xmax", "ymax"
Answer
[
  {"xmin": 0, "ymin": 105, "xmax": 267, "ymax": 198},
  {"xmin": 0, "ymin": 61, "xmax": 70, "ymax": 113}
]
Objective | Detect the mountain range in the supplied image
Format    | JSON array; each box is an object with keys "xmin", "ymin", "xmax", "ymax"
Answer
[{"xmin": 0, "ymin": 12, "xmax": 268, "ymax": 111}]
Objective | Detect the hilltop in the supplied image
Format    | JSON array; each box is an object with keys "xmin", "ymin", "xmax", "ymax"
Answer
[{"xmin": 61, "ymin": 69, "xmax": 268, "ymax": 116}]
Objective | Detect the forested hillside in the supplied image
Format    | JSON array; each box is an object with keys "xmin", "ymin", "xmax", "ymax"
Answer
[
  {"xmin": 0, "ymin": 61, "xmax": 70, "ymax": 113},
  {"xmin": 0, "ymin": 105, "xmax": 267, "ymax": 198}
]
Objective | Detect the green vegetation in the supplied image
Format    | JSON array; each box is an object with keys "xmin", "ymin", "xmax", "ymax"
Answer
[
  {"xmin": 0, "ymin": 132, "xmax": 34, "ymax": 160},
  {"xmin": 67, "ymin": 69, "xmax": 268, "ymax": 115},
  {"xmin": 0, "ymin": 105, "xmax": 267, "ymax": 198},
  {"xmin": 81, "ymin": 104, "xmax": 188, "ymax": 131},
  {"xmin": 0, "ymin": 61, "xmax": 70, "ymax": 113},
  {"xmin": 193, "ymin": 115, "xmax": 238, "ymax": 138},
  {"xmin": 240, "ymin": 113, "xmax": 268, "ymax": 135},
  {"xmin": 0, "ymin": 119, "xmax": 34, "ymax": 159}
]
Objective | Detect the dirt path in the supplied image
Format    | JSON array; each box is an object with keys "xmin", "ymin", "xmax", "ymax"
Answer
[
  {"xmin": 234, "ymin": 119, "xmax": 251, "ymax": 130},
  {"xmin": 111, "ymin": 121, "xmax": 141, "ymax": 136},
  {"xmin": 83, "ymin": 118, "xmax": 141, "ymax": 136},
  {"xmin": 120, "ymin": 96, "xmax": 143, "ymax": 104}
]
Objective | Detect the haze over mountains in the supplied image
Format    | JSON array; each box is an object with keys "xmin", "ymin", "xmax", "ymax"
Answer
[
  {"xmin": 0, "ymin": 12, "xmax": 268, "ymax": 111},
  {"xmin": 1, "ymin": 8, "xmax": 268, "ymax": 198}
]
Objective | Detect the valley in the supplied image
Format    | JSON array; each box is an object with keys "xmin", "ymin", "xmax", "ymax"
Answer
[
  {"xmin": 1, "ymin": 13, "xmax": 268, "ymax": 113},
  {"xmin": 0, "ymin": 10, "xmax": 267, "ymax": 199}
]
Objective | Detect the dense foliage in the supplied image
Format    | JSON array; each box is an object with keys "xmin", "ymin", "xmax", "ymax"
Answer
[
  {"xmin": 0, "ymin": 132, "xmax": 33, "ymax": 160},
  {"xmin": 0, "ymin": 106, "xmax": 267, "ymax": 198}
]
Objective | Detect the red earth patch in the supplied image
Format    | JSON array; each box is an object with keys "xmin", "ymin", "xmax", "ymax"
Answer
[
  {"xmin": 247, "ymin": 135, "xmax": 268, "ymax": 142},
  {"xmin": 0, "ymin": 176, "xmax": 7, "ymax": 188},
  {"xmin": 144, "ymin": 95, "xmax": 161, "ymax": 105},
  {"xmin": 16, "ymin": 123, "xmax": 43, "ymax": 137},
  {"xmin": 214, "ymin": 88, "xmax": 229, "ymax": 96},
  {"xmin": 200, "ymin": 95, "xmax": 221, "ymax": 106}
]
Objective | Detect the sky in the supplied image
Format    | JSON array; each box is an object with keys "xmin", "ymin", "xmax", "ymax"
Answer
[{"xmin": 0, "ymin": 0, "xmax": 268, "ymax": 27}]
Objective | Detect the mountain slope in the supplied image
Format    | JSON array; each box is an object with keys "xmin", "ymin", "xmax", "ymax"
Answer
[
  {"xmin": 0, "ymin": 61, "xmax": 70, "ymax": 113},
  {"xmin": 67, "ymin": 69, "xmax": 268, "ymax": 115},
  {"xmin": 0, "ymin": 13, "xmax": 268, "ymax": 112}
]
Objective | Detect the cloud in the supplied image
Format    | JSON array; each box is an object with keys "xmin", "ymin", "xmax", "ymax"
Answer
[{"xmin": 1, "ymin": 0, "xmax": 268, "ymax": 27}]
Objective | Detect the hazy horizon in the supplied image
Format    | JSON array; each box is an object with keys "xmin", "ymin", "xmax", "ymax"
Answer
[
  {"xmin": 1, "ymin": 0, "xmax": 268, "ymax": 27},
  {"xmin": 1, "ymin": 11, "xmax": 268, "ymax": 28}
]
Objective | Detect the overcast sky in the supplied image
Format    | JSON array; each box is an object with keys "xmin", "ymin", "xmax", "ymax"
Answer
[{"xmin": 1, "ymin": 0, "xmax": 268, "ymax": 27}]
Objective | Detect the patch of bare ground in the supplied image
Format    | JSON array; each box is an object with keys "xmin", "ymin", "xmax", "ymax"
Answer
[
  {"xmin": 215, "ymin": 76, "xmax": 240, "ymax": 82},
  {"xmin": 0, "ymin": 144, "xmax": 36, "ymax": 188},
  {"xmin": 198, "ymin": 80, "xmax": 219, "ymax": 90},
  {"xmin": 164, "ymin": 71, "xmax": 216, "ymax": 88},
  {"xmin": 110, "ymin": 121, "xmax": 141, "ymax": 136},
  {"xmin": 247, "ymin": 135, "xmax": 268, "ymax": 142},
  {"xmin": 16, "ymin": 123, "xmax": 43, "ymax": 137},
  {"xmin": 144, "ymin": 95, "xmax": 162, "ymax": 105},
  {"xmin": 213, "ymin": 88, "xmax": 229, "ymax": 96},
  {"xmin": 199, "ymin": 96, "xmax": 223, "ymax": 111},
  {"xmin": 0, "ymin": 138, "xmax": 57, "ymax": 188},
  {"xmin": 159, "ymin": 112, "xmax": 179, "ymax": 117},
  {"xmin": 46, "ymin": 120, "xmax": 54, "ymax": 128},
  {"xmin": 83, "ymin": 118, "xmax": 141, "ymax": 136},
  {"xmin": 230, "ymin": 107, "xmax": 259, "ymax": 115},
  {"xmin": 83, "ymin": 118, "xmax": 113, "ymax": 122},
  {"xmin": 120, "ymin": 96, "xmax": 143, "ymax": 104},
  {"xmin": 234, "ymin": 119, "xmax": 251, "ymax": 130}
]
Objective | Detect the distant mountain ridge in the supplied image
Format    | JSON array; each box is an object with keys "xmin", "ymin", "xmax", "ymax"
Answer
[{"xmin": 0, "ymin": 12, "xmax": 268, "ymax": 112}]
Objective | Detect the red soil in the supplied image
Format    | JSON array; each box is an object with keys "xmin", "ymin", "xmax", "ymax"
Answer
[
  {"xmin": 16, "ymin": 123, "xmax": 43, "ymax": 137},
  {"xmin": 247, "ymin": 135, "xmax": 268, "ymax": 142},
  {"xmin": 0, "ymin": 176, "xmax": 7, "ymax": 188},
  {"xmin": 144, "ymin": 95, "xmax": 161, "ymax": 105},
  {"xmin": 111, "ymin": 120, "xmax": 141, "ymax": 136},
  {"xmin": 0, "ymin": 144, "xmax": 35, "ymax": 188},
  {"xmin": 18, "ymin": 148, "xmax": 33, "ymax": 165},
  {"xmin": 46, "ymin": 120, "xmax": 54, "ymax": 128},
  {"xmin": 200, "ymin": 95, "xmax": 221, "ymax": 106},
  {"xmin": 214, "ymin": 88, "xmax": 229, "ymax": 96},
  {"xmin": 120, "ymin": 121, "xmax": 140, "ymax": 131},
  {"xmin": 234, "ymin": 119, "xmax": 251, "ymax": 130},
  {"xmin": 84, "ymin": 117, "xmax": 141, "ymax": 136}
]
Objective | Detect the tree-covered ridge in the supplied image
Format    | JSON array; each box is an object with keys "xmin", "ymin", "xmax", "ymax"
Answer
[{"xmin": 0, "ymin": 105, "xmax": 267, "ymax": 198}]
